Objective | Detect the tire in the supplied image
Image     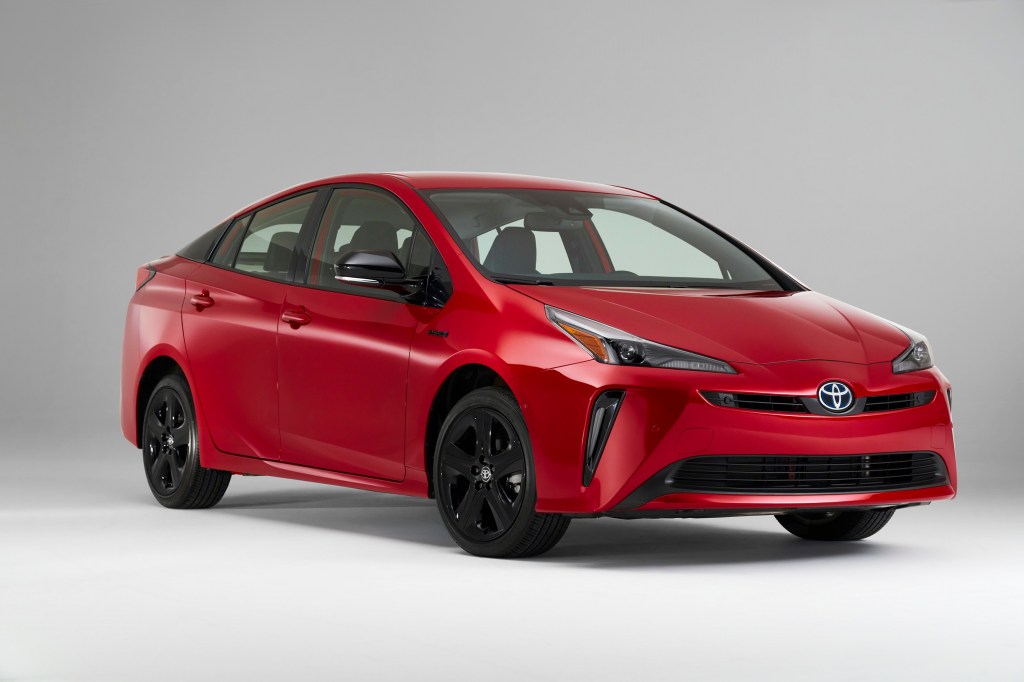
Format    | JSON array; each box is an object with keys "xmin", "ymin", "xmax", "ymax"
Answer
[
  {"xmin": 140, "ymin": 373, "xmax": 231, "ymax": 509},
  {"xmin": 433, "ymin": 387, "xmax": 570, "ymax": 558},
  {"xmin": 776, "ymin": 508, "xmax": 895, "ymax": 541}
]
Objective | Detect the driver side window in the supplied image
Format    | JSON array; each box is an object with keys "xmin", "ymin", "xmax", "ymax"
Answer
[
  {"xmin": 306, "ymin": 187, "xmax": 450, "ymax": 305},
  {"xmin": 307, "ymin": 188, "xmax": 416, "ymax": 290}
]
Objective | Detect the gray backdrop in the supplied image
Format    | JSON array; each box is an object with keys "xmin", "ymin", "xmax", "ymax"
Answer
[
  {"xmin": 3, "ymin": 1, "xmax": 1020, "ymax": 488},
  {"xmin": 3, "ymin": 3, "xmax": 1024, "ymax": 681}
]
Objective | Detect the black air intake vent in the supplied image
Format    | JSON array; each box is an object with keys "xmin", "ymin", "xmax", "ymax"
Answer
[
  {"xmin": 583, "ymin": 391, "xmax": 624, "ymax": 486},
  {"xmin": 668, "ymin": 452, "xmax": 948, "ymax": 494}
]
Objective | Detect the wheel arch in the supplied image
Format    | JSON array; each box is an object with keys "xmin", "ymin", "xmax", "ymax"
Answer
[
  {"xmin": 131, "ymin": 344, "xmax": 204, "ymax": 447},
  {"xmin": 423, "ymin": 362, "xmax": 516, "ymax": 497},
  {"xmin": 134, "ymin": 354, "xmax": 185, "ymax": 447}
]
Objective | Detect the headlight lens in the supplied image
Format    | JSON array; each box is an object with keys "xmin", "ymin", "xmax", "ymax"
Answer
[
  {"xmin": 546, "ymin": 306, "xmax": 736, "ymax": 373},
  {"xmin": 892, "ymin": 324, "xmax": 934, "ymax": 373}
]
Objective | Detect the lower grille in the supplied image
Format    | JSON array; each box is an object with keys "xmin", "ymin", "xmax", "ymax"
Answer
[{"xmin": 668, "ymin": 452, "xmax": 948, "ymax": 494}]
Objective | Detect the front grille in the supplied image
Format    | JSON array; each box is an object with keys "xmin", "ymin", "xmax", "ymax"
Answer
[
  {"xmin": 863, "ymin": 391, "xmax": 935, "ymax": 412},
  {"xmin": 703, "ymin": 392, "xmax": 808, "ymax": 413},
  {"xmin": 701, "ymin": 390, "xmax": 936, "ymax": 415},
  {"xmin": 668, "ymin": 452, "xmax": 948, "ymax": 494}
]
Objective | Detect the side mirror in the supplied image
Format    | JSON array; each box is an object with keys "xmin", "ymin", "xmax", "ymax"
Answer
[{"xmin": 334, "ymin": 250, "xmax": 406, "ymax": 288}]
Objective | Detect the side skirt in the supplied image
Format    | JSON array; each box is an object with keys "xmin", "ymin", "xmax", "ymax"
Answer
[{"xmin": 203, "ymin": 448, "xmax": 430, "ymax": 499}]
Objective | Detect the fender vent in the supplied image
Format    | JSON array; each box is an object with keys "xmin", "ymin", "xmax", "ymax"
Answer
[{"xmin": 583, "ymin": 391, "xmax": 624, "ymax": 486}]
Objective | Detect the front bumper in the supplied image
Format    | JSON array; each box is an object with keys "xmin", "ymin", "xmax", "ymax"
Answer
[{"xmin": 515, "ymin": 359, "xmax": 957, "ymax": 515}]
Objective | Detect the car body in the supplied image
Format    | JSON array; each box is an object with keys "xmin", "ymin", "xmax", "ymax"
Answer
[{"xmin": 121, "ymin": 172, "xmax": 956, "ymax": 557}]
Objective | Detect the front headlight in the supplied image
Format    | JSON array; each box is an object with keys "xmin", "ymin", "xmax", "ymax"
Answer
[
  {"xmin": 892, "ymin": 324, "xmax": 934, "ymax": 374},
  {"xmin": 546, "ymin": 306, "xmax": 736, "ymax": 373}
]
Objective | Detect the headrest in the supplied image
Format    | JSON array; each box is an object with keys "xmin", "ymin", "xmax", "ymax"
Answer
[
  {"xmin": 265, "ymin": 231, "xmax": 298, "ymax": 273},
  {"xmin": 347, "ymin": 220, "xmax": 399, "ymax": 254},
  {"xmin": 483, "ymin": 226, "xmax": 537, "ymax": 274}
]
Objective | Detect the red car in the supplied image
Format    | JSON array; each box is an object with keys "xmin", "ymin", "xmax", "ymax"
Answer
[{"xmin": 121, "ymin": 172, "xmax": 956, "ymax": 557}]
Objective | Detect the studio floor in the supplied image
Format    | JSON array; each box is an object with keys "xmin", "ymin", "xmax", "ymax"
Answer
[{"xmin": 2, "ymin": 432, "xmax": 1020, "ymax": 682}]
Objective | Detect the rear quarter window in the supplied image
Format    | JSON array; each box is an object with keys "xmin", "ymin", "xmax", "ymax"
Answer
[{"xmin": 177, "ymin": 222, "xmax": 229, "ymax": 262}]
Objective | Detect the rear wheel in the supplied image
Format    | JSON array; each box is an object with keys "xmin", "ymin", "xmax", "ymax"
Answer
[
  {"xmin": 776, "ymin": 508, "xmax": 895, "ymax": 541},
  {"xmin": 141, "ymin": 373, "xmax": 231, "ymax": 509},
  {"xmin": 434, "ymin": 387, "xmax": 570, "ymax": 558}
]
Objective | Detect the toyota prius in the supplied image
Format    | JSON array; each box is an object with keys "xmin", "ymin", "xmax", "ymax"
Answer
[{"xmin": 121, "ymin": 172, "xmax": 956, "ymax": 557}]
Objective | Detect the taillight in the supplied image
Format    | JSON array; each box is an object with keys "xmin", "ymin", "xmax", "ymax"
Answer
[{"xmin": 135, "ymin": 264, "xmax": 156, "ymax": 291}]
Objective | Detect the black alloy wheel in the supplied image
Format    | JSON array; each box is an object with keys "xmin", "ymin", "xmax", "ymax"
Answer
[
  {"xmin": 143, "ymin": 386, "xmax": 191, "ymax": 495},
  {"xmin": 141, "ymin": 373, "xmax": 231, "ymax": 509},
  {"xmin": 439, "ymin": 406, "xmax": 526, "ymax": 540},
  {"xmin": 434, "ymin": 387, "xmax": 570, "ymax": 558}
]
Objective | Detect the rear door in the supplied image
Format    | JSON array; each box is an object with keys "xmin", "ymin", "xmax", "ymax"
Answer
[{"xmin": 182, "ymin": 191, "xmax": 320, "ymax": 460}]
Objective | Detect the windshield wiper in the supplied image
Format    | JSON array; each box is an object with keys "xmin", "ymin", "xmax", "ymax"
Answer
[
  {"xmin": 493, "ymin": 275, "xmax": 556, "ymax": 286},
  {"xmin": 664, "ymin": 282, "xmax": 734, "ymax": 289}
]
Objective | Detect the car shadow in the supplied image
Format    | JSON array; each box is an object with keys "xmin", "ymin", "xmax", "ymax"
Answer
[
  {"xmin": 213, "ymin": 487, "xmax": 910, "ymax": 568},
  {"xmin": 544, "ymin": 518, "xmax": 895, "ymax": 569},
  {"xmin": 216, "ymin": 487, "xmax": 452, "ymax": 547}
]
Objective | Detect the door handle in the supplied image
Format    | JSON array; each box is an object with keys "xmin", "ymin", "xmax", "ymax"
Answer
[
  {"xmin": 190, "ymin": 291, "xmax": 215, "ymax": 310},
  {"xmin": 281, "ymin": 306, "xmax": 312, "ymax": 329}
]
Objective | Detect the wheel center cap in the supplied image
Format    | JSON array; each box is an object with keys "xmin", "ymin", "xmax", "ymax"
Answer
[
  {"xmin": 163, "ymin": 433, "xmax": 175, "ymax": 447},
  {"xmin": 479, "ymin": 466, "xmax": 493, "ymax": 483}
]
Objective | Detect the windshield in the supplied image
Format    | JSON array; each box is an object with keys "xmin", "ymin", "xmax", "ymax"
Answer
[{"xmin": 424, "ymin": 189, "xmax": 783, "ymax": 289}]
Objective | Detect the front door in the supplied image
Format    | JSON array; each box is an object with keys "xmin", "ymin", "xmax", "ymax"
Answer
[{"xmin": 277, "ymin": 186, "xmax": 446, "ymax": 480}]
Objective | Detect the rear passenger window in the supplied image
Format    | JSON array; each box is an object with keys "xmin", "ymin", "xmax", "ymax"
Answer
[{"xmin": 219, "ymin": 193, "xmax": 316, "ymax": 281}]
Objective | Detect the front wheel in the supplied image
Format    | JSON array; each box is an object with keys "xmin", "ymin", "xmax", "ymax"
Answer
[
  {"xmin": 141, "ymin": 373, "xmax": 231, "ymax": 509},
  {"xmin": 776, "ymin": 508, "xmax": 895, "ymax": 541},
  {"xmin": 434, "ymin": 387, "xmax": 570, "ymax": 558}
]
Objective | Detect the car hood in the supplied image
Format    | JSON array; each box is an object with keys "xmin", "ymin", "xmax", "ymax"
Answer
[{"xmin": 509, "ymin": 286, "xmax": 909, "ymax": 365}]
